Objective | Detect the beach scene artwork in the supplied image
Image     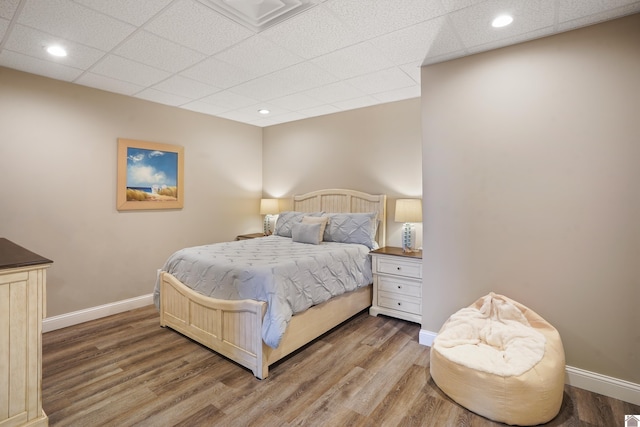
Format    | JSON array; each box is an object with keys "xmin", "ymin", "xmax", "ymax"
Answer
[
  {"xmin": 116, "ymin": 138, "xmax": 184, "ymax": 211},
  {"xmin": 126, "ymin": 147, "xmax": 178, "ymax": 202}
]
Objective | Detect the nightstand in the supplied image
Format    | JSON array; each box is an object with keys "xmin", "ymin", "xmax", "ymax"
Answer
[
  {"xmin": 369, "ymin": 246, "xmax": 422, "ymax": 323},
  {"xmin": 235, "ymin": 232, "xmax": 266, "ymax": 240}
]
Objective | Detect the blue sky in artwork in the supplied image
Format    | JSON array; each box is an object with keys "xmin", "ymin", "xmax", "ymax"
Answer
[{"xmin": 126, "ymin": 148, "xmax": 178, "ymax": 187}]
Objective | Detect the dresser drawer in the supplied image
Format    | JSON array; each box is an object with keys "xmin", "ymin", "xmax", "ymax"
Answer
[
  {"xmin": 378, "ymin": 291, "xmax": 421, "ymax": 315},
  {"xmin": 377, "ymin": 276, "xmax": 421, "ymax": 298},
  {"xmin": 375, "ymin": 256, "xmax": 422, "ymax": 279}
]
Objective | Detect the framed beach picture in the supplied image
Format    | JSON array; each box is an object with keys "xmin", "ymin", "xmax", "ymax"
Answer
[{"xmin": 116, "ymin": 138, "xmax": 184, "ymax": 211}]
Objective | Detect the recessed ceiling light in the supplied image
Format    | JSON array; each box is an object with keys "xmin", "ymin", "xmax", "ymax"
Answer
[
  {"xmin": 258, "ymin": 109, "xmax": 270, "ymax": 115},
  {"xmin": 46, "ymin": 45, "xmax": 67, "ymax": 57},
  {"xmin": 492, "ymin": 15, "xmax": 513, "ymax": 28}
]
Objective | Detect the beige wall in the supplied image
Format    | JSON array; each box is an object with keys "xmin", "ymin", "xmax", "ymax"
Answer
[
  {"xmin": 421, "ymin": 14, "xmax": 640, "ymax": 383},
  {"xmin": 263, "ymin": 99, "xmax": 423, "ymax": 248},
  {"xmin": 0, "ymin": 67, "xmax": 263, "ymax": 317}
]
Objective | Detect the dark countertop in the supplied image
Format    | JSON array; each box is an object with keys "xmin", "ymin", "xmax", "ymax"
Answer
[{"xmin": 0, "ymin": 238, "xmax": 53, "ymax": 270}]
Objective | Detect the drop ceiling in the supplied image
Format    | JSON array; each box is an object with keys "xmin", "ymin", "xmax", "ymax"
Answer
[{"xmin": 1, "ymin": 0, "xmax": 638, "ymax": 127}]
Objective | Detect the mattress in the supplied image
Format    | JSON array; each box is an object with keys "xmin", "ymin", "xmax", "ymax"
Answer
[{"xmin": 153, "ymin": 235, "xmax": 373, "ymax": 348}]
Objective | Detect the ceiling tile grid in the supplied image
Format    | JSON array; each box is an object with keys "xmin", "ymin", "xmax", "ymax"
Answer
[{"xmin": 0, "ymin": 0, "xmax": 639, "ymax": 126}]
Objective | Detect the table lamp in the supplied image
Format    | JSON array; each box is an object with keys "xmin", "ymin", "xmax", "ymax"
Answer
[
  {"xmin": 395, "ymin": 198, "xmax": 422, "ymax": 252},
  {"xmin": 260, "ymin": 198, "xmax": 279, "ymax": 235}
]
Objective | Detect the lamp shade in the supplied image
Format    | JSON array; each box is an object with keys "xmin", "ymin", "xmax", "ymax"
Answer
[
  {"xmin": 395, "ymin": 199, "xmax": 422, "ymax": 223},
  {"xmin": 260, "ymin": 198, "xmax": 279, "ymax": 215}
]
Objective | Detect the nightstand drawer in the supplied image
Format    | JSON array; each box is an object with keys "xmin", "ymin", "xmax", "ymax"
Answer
[
  {"xmin": 378, "ymin": 291, "xmax": 421, "ymax": 315},
  {"xmin": 377, "ymin": 276, "xmax": 421, "ymax": 298},
  {"xmin": 375, "ymin": 257, "xmax": 422, "ymax": 279}
]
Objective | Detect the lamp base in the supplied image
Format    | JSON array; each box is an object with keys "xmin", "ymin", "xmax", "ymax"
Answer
[
  {"xmin": 263, "ymin": 214, "xmax": 272, "ymax": 236},
  {"xmin": 401, "ymin": 222, "xmax": 416, "ymax": 253}
]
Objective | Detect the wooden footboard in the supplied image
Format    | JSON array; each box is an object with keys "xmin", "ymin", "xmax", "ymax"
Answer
[{"xmin": 159, "ymin": 271, "xmax": 372, "ymax": 379}]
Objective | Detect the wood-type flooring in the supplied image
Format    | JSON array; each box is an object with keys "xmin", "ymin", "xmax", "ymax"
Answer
[{"xmin": 42, "ymin": 305, "xmax": 639, "ymax": 426}]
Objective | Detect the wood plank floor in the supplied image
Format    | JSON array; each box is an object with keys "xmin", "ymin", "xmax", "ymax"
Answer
[{"xmin": 42, "ymin": 305, "xmax": 639, "ymax": 426}]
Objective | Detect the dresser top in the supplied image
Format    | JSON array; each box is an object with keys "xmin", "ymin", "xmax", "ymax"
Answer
[{"xmin": 0, "ymin": 238, "xmax": 53, "ymax": 270}]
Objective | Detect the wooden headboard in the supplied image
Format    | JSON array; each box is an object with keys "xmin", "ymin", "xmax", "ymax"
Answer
[{"xmin": 292, "ymin": 188, "xmax": 387, "ymax": 247}]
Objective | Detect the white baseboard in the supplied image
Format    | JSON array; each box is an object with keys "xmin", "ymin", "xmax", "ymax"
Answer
[
  {"xmin": 419, "ymin": 328, "xmax": 437, "ymax": 347},
  {"xmin": 43, "ymin": 294, "xmax": 154, "ymax": 333},
  {"xmin": 565, "ymin": 366, "xmax": 640, "ymax": 406},
  {"xmin": 419, "ymin": 328, "xmax": 640, "ymax": 406}
]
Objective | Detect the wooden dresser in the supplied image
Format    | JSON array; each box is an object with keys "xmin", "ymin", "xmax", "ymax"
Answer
[{"xmin": 0, "ymin": 238, "xmax": 52, "ymax": 427}]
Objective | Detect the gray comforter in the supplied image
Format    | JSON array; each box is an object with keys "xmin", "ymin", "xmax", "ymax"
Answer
[{"xmin": 153, "ymin": 235, "xmax": 373, "ymax": 348}]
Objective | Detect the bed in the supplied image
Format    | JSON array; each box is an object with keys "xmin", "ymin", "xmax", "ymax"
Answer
[{"xmin": 155, "ymin": 189, "xmax": 386, "ymax": 379}]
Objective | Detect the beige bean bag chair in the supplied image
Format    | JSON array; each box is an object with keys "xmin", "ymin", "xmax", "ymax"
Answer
[{"xmin": 430, "ymin": 293, "xmax": 565, "ymax": 426}]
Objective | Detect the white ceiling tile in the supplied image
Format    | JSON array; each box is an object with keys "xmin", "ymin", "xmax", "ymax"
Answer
[
  {"xmin": 0, "ymin": 18, "xmax": 9, "ymax": 39},
  {"xmin": 151, "ymin": 75, "xmax": 219, "ymax": 99},
  {"xmin": 332, "ymin": 95, "xmax": 379, "ymax": 111},
  {"xmin": 0, "ymin": 0, "xmax": 20, "ymax": 19},
  {"xmin": 227, "ymin": 102, "xmax": 292, "ymax": 120},
  {"xmin": 371, "ymin": 17, "xmax": 463, "ymax": 66},
  {"xmin": 214, "ymin": 35, "xmax": 303, "ymax": 77},
  {"xmin": 215, "ymin": 109, "xmax": 262, "ymax": 123},
  {"xmin": 180, "ymin": 56, "xmax": 259, "ymax": 88},
  {"xmin": 466, "ymin": 25, "xmax": 556, "ymax": 54},
  {"xmin": 449, "ymin": 0, "xmax": 555, "ymax": 48},
  {"xmin": 438, "ymin": 0, "xmax": 487, "ymax": 14},
  {"xmin": 299, "ymin": 104, "xmax": 341, "ymax": 117},
  {"xmin": 180, "ymin": 100, "xmax": 229, "ymax": 116},
  {"xmin": 557, "ymin": 2, "xmax": 640, "ymax": 32},
  {"xmin": 134, "ymin": 88, "xmax": 192, "ymax": 106},
  {"xmin": 399, "ymin": 61, "xmax": 422, "ymax": 84},
  {"xmin": 144, "ymin": 0, "xmax": 254, "ymax": 55},
  {"xmin": 17, "ymin": 0, "xmax": 135, "ymax": 51},
  {"xmin": 4, "ymin": 25, "xmax": 106, "ymax": 70},
  {"xmin": 557, "ymin": 0, "xmax": 639, "ymax": 22},
  {"xmin": 303, "ymin": 80, "xmax": 365, "ymax": 103},
  {"xmin": 261, "ymin": 5, "xmax": 365, "ymax": 58},
  {"xmin": 0, "ymin": 49, "xmax": 83, "ymax": 81},
  {"xmin": 75, "ymin": 72, "xmax": 145, "ymax": 96},
  {"xmin": 250, "ymin": 112, "xmax": 308, "ymax": 126},
  {"xmin": 73, "ymin": 0, "xmax": 174, "ymax": 26},
  {"xmin": 326, "ymin": 0, "xmax": 446, "ymax": 39},
  {"xmin": 347, "ymin": 67, "xmax": 416, "ymax": 94},
  {"xmin": 91, "ymin": 55, "xmax": 171, "ymax": 86},
  {"xmin": 231, "ymin": 61, "xmax": 339, "ymax": 100},
  {"xmin": 311, "ymin": 41, "xmax": 395, "ymax": 79},
  {"xmin": 421, "ymin": 49, "xmax": 468, "ymax": 66},
  {"xmin": 373, "ymin": 86, "xmax": 422, "ymax": 104},
  {"xmin": 199, "ymin": 90, "xmax": 259, "ymax": 109},
  {"xmin": 269, "ymin": 93, "xmax": 325, "ymax": 110},
  {"xmin": 114, "ymin": 30, "xmax": 205, "ymax": 73}
]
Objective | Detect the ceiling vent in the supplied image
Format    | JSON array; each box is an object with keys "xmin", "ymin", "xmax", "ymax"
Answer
[{"xmin": 197, "ymin": 0, "xmax": 322, "ymax": 33}]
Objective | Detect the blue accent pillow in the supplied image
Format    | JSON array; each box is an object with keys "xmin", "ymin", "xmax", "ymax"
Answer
[
  {"xmin": 274, "ymin": 211, "xmax": 323, "ymax": 238},
  {"xmin": 323, "ymin": 212, "xmax": 378, "ymax": 249},
  {"xmin": 291, "ymin": 222, "xmax": 322, "ymax": 245}
]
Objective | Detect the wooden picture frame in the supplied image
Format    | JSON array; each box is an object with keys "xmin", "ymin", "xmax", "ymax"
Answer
[{"xmin": 117, "ymin": 138, "xmax": 184, "ymax": 211}]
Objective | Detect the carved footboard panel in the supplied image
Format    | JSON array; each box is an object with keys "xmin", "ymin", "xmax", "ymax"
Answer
[{"xmin": 159, "ymin": 271, "xmax": 268, "ymax": 378}]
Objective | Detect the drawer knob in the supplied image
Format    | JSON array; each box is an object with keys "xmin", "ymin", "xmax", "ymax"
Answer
[
  {"xmin": 397, "ymin": 285, "xmax": 402, "ymax": 289},
  {"xmin": 396, "ymin": 267, "xmax": 401, "ymax": 270},
  {"xmin": 397, "ymin": 302, "xmax": 401, "ymax": 306}
]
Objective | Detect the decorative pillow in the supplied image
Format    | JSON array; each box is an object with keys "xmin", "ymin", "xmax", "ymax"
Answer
[
  {"xmin": 291, "ymin": 222, "xmax": 322, "ymax": 245},
  {"xmin": 323, "ymin": 212, "xmax": 378, "ymax": 249},
  {"xmin": 274, "ymin": 211, "xmax": 323, "ymax": 238},
  {"xmin": 302, "ymin": 216, "xmax": 329, "ymax": 242}
]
